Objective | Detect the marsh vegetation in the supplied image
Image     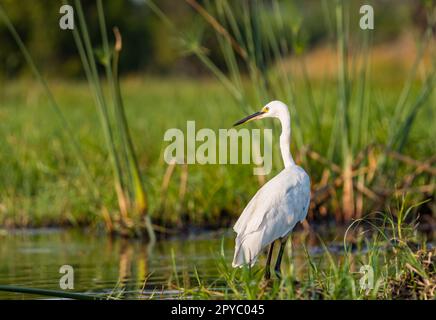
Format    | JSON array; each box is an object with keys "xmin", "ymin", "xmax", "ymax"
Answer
[{"xmin": 0, "ymin": 0, "xmax": 434, "ymax": 300}]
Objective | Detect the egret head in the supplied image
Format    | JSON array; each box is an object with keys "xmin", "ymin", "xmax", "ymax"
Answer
[{"xmin": 233, "ymin": 100, "xmax": 289, "ymax": 126}]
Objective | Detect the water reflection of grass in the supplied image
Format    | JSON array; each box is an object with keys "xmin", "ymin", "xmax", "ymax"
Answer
[{"xmin": 0, "ymin": 205, "xmax": 433, "ymax": 299}]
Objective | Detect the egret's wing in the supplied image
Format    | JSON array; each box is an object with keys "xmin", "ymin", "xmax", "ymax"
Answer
[
  {"xmin": 232, "ymin": 166, "xmax": 310, "ymax": 267},
  {"xmin": 233, "ymin": 187, "xmax": 269, "ymax": 234},
  {"xmin": 233, "ymin": 169, "xmax": 294, "ymax": 234},
  {"xmin": 234, "ymin": 166, "xmax": 309, "ymax": 235}
]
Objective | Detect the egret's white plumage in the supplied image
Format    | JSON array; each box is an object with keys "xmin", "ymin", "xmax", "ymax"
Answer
[{"xmin": 231, "ymin": 101, "xmax": 311, "ymax": 270}]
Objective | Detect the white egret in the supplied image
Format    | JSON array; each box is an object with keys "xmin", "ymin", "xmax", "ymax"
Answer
[{"xmin": 232, "ymin": 100, "xmax": 311, "ymax": 279}]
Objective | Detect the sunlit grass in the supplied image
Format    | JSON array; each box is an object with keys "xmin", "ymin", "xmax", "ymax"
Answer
[
  {"xmin": 0, "ymin": 203, "xmax": 432, "ymax": 300},
  {"xmin": 0, "ymin": 76, "xmax": 434, "ymax": 228},
  {"xmin": 148, "ymin": 0, "xmax": 436, "ymax": 222},
  {"xmin": 169, "ymin": 203, "xmax": 435, "ymax": 300},
  {"xmin": 0, "ymin": 0, "xmax": 434, "ymax": 230}
]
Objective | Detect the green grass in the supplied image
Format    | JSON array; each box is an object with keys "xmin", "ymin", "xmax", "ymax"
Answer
[
  {"xmin": 147, "ymin": 0, "xmax": 435, "ymax": 224},
  {"xmin": 0, "ymin": 0, "xmax": 434, "ymax": 230},
  {"xmin": 0, "ymin": 76, "xmax": 434, "ymax": 229},
  {"xmin": 0, "ymin": 77, "xmax": 246, "ymax": 228},
  {"xmin": 168, "ymin": 203, "xmax": 435, "ymax": 300},
  {"xmin": 0, "ymin": 0, "xmax": 433, "ymax": 302},
  {"xmin": 1, "ymin": 0, "xmax": 157, "ymax": 238}
]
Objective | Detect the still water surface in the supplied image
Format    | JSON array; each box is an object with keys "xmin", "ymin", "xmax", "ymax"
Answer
[{"xmin": 0, "ymin": 227, "xmax": 353, "ymax": 299}]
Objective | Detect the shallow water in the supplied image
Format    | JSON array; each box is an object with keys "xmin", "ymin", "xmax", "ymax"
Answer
[{"xmin": 0, "ymin": 227, "xmax": 364, "ymax": 299}]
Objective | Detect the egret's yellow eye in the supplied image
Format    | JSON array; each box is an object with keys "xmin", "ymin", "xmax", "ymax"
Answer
[{"xmin": 262, "ymin": 106, "xmax": 269, "ymax": 113}]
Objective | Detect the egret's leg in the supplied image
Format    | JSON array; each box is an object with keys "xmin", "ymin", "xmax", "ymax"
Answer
[
  {"xmin": 274, "ymin": 237, "xmax": 288, "ymax": 279},
  {"xmin": 264, "ymin": 242, "xmax": 275, "ymax": 280}
]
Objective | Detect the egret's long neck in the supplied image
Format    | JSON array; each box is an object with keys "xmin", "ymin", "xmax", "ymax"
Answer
[{"xmin": 278, "ymin": 111, "xmax": 295, "ymax": 168}]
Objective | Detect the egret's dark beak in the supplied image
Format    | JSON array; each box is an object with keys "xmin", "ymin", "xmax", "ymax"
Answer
[{"xmin": 233, "ymin": 111, "xmax": 264, "ymax": 127}]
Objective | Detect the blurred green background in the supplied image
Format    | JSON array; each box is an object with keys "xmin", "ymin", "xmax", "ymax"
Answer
[
  {"xmin": 0, "ymin": 0, "xmax": 428, "ymax": 77},
  {"xmin": 0, "ymin": 0, "xmax": 434, "ymax": 231}
]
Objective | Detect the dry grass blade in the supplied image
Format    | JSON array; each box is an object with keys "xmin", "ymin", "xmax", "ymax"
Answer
[
  {"xmin": 185, "ymin": 0, "xmax": 247, "ymax": 59},
  {"xmin": 387, "ymin": 151, "xmax": 436, "ymax": 176}
]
